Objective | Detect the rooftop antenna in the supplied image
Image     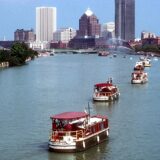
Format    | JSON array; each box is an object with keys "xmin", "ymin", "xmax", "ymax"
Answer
[{"xmin": 3, "ymin": 36, "xmax": 6, "ymax": 41}]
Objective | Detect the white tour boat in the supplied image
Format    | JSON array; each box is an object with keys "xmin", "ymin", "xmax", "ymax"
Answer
[
  {"xmin": 142, "ymin": 58, "xmax": 151, "ymax": 67},
  {"xmin": 98, "ymin": 51, "xmax": 110, "ymax": 56},
  {"xmin": 134, "ymin": 61, "xmax": 145, "ymax": 71},
  {"xmin": 131, "ymin": 71, "xmax": 148, "ymax": 84},
  {"xmin": 93, "ymin": 78, "xmax": 120, "ymax": 101},
  {"xmin": 49, "ymin": 111, "xmax": 109, "ymax": 152},
  {"xmin": 139, "ymin": 56, "xmax": 151, "ymax": 67}
]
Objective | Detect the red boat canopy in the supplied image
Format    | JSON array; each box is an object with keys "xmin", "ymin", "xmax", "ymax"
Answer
[
  {"xmin": 50, "ymin": 112, "xmax": 89, "ymax": 120},
  {"xmin": 94, "ymin": 83, "xmax": 113, "ymax": 88}
]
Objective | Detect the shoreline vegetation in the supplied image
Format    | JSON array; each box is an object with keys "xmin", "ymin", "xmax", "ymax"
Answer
[
  {"xmin": 134, "ymin": 44, "xmax": 160, "ymax": 56},
  {"xmin": 0, "ymin": 42, "xmax": 38, "ymax": 67}
]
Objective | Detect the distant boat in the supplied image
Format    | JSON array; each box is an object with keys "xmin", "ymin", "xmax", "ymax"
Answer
[
  {"xmin": 50, "ymin": 52, "xmax": 55, "ymax": 56},
  {"xmin": 93, "ymin": 78, "xmax": 120, "ymax": 101},
  {"xmin": 50, "ymin": 49, "xmax": 55, "ymax": 56},
  {"xmin": 140, "ymin": 57, "xmax": 151, "ymax": 67},
  {"xmin": 49, "ymin": 111, "xmax": 109, "ymax": 152},
  {"xmin": 98, "ymin": 51, "xmax": 110, "ymax": 56},
  {"xmin": 113, "ymin": 54, "xmax": 117, "ymax": 57},
  {"xmin": 134, "ymin": 61, "xmax": 145, "ymax": 71},
  {"xmin": 131, "ymin": 71, "xmax": 148, "ymax": 84}
]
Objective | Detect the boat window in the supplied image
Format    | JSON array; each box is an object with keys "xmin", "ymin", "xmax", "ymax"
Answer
[
  {"xmin": 103, "ymin": 120, "xmax": 108, "ymax": 128},
  {"xmin": 52, "ymin": 120, "xmax": 57, "ymax": 130},
  {"xmin": 100, "ymin": 123, "xmax": 104, "ymax": 130},
  {"xmin": 91, "ymin": 126, "xmax": 96, "ymax": 133},
  {"xmin": 96, "ymin": 123, "xmax": 100, "ymax": 132}
]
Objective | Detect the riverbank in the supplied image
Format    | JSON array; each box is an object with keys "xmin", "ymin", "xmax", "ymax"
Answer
[{"xmin": 0, "ymin": 61, "xmax": 9, "ymax": 67}]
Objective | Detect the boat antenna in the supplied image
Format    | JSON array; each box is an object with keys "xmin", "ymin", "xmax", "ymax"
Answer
[{"xmin": 88, "ymin": 102, "xmax": 90, "ymax": 116}]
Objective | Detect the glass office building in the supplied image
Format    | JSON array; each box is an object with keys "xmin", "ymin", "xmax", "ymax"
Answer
[{"xmin": 115, "ymin": 0, "xmax": 135, "ymax": 41}]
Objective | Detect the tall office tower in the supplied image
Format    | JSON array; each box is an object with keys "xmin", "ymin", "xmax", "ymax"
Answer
[
  {"xmin": 36, "ymin": 7, "xmax": 56, "ymax": 42},
  {"xmin": 78, "ymin": 8, "xmax": 101, "ymax": 37},
  {"xmin": 115, "ymin": 0, "xmax": 135, "ymax": 41}
]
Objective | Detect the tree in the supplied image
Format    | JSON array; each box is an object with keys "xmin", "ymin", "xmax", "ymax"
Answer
[
  {"xmin": 134, "ymin": 44, "xmax": 160, "ymax": 54},
  {"xmin": 0, "ymin": 42, "xmax": 38, "ymax": 66},
  {"xmin": 0, "ymin": 50, "xmax": 11, "ymax": 62}
]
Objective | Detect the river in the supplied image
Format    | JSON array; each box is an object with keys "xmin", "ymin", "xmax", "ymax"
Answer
[{"xmin": 0, "ymin": 53, "xmax": 160, "ymax": 160}]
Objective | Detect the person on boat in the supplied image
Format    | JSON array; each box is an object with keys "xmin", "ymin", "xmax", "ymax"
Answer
[
  {"xmin": 64, "ymin": 124, "xmax": 72, "ymax": 131},
  {"xmin": 110, "ymin": 77, "xmax": 113, "ymax": 83},
  {"xmin": 107, "ymin": 78, "xmax": 112, "ymax": 83},
  {"xmin": 107, "ymin": 77, "xmax": 112, "ymax": 83},
  {"xmin": 52, "ymin": 120, "xmax": 57, "ymax": 130}
]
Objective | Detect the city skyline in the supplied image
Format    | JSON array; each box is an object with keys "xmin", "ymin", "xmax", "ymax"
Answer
[{"xmin": 0, "ymin": 0, "xmax": 160, "ymax": 40}]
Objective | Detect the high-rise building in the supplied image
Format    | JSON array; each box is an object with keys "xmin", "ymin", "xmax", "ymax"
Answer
[
  {"xmin": 53, "ymin": 27, "xmax": 77, "ymax": 43},
  {"xmin": 69, "ymin": 8, "xmax": 104, "ymax": 49},
  {"xmin": 78, "ymin": 8, "xmax": 101, "ymax": 38},
  {"xmin": 36, "ymin": 7, "xmax": 56, "ymax": 42},
  {"xmin": 14, "ymin": 29, "xmax": 35, "ymax": 42},
  {"xmin": 102, "ymin": 22, "xmax": 115, "ymax": 40},
  {"xmin": 141, "ymin": 31, "xmax": 156, "ymax": 39},
  {"xmin": 115, "ymin": 0, "xmax": 135, "ymax": 41}
]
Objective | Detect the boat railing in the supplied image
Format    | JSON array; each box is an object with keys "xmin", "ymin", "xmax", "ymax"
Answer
[
  {"xmin": 50, "ymin": 129, "xmax": 84, "ymax": 141},
  {"xmin": 97, "ymin": 91, "xmax": 116, "ymax": 96}
]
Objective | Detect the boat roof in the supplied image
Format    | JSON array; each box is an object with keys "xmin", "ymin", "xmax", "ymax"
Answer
[
  {"xmin": 51, "ymin": 112, "xmax": 89, "ymax": 120},
  {"xmin": 94, "ymin": 83, "xmax": 113, "ymax": 88}
]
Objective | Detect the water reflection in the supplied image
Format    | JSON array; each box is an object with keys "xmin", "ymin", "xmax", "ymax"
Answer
[
  {"xmin": 131, "ymin": 83, "xmax": 148, "ymax": 89},
  {"xmin": 92, "ymin": 100, "xmax": 119, "ymax": 115},
  {"xmin": 48, "ymin": 140, "xmax": 109, "ymax": 160}
]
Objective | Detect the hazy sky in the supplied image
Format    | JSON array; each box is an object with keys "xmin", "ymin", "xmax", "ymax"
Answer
[{"xmin": 0, "ymin": 0, "xmax": 160, "ymax": 40}]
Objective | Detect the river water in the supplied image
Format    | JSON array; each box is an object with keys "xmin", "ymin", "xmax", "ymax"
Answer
[{"xmin": 0, "ymin": 53, "xmax": 160, "ymax": 160}]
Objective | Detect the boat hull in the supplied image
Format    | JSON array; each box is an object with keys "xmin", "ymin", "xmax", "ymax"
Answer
[
  {"xmin": 49, "ymin": 129, "xmax": 109, "ymax": 152},
  {"xmin": 144, "ymin": 64, "xmax": 151, "ymax": 67},
  {"xmin": 131, "ymin": 79, "xmax": 148, "ymax": 84},
  {"xmin": 93, "ymin": 92, "xmax": 120, "ymax": 102}
]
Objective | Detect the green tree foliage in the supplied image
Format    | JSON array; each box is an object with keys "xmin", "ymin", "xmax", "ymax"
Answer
[
  {"xmin": 134, "ymin": 44, "xmax": 160, "ymax": 54},
  {"xmin": 0, "ymin": 50, "xmax": 11, "ymax": 62},
  {"xmin": 0, "ymin": 42, "xmax": 38, "ymax": 66}
]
